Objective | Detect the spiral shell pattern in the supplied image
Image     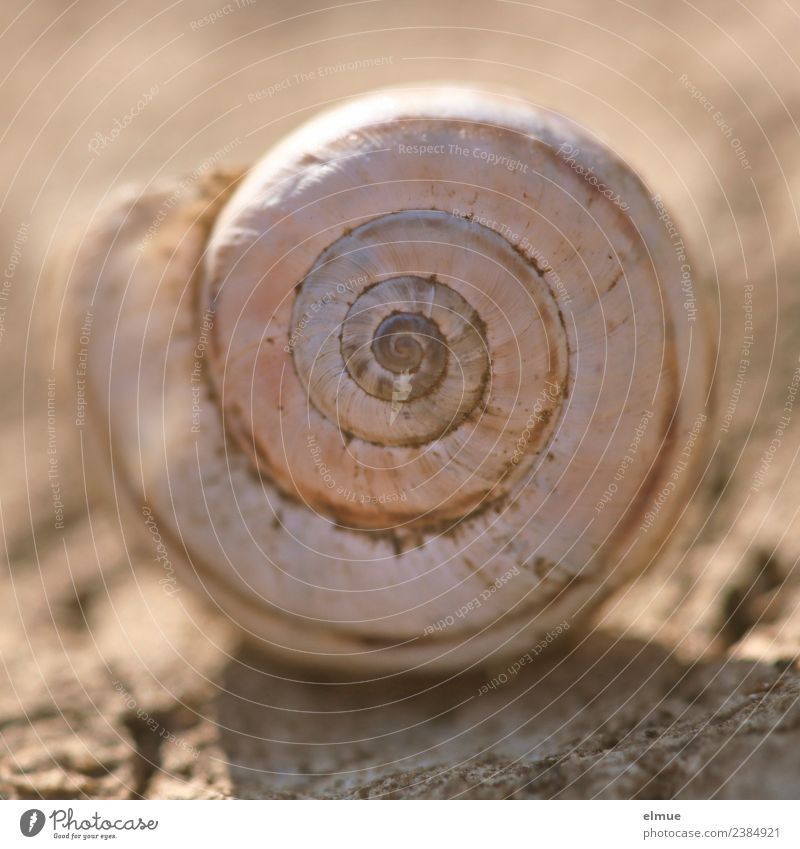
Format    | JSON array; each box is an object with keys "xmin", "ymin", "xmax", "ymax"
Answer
[{"xmin": 72, "ymin": 89, "xmax": 712, "ymax": 671}]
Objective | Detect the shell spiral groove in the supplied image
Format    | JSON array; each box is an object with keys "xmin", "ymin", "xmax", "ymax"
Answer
[{"xmin": 68, "ymin": 88, "xmax": 713, "ymax": 672}]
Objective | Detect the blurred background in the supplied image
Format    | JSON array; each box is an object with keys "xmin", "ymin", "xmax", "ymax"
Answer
[{"xmin": 1, "ymin": 0, "xmax": 799, "ymax": 799}]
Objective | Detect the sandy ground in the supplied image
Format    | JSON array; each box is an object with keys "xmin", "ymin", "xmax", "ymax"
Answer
[{"xmin": 1, "ymin": 0, "xmax": 800, "ymax": 798}]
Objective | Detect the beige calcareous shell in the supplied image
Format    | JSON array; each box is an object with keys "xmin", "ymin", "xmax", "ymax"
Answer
[{"xmin": 63, "ymin": 88, "xmax": 713, "ymax": 672}]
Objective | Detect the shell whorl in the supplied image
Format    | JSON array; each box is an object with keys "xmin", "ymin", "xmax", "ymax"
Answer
[
  {"xmin": 210, "ymin": 205, "xmax": 567, "ymax": 530},
  {"xmin": 75, "ymin": 88, "xmax": 712, "ymax": 672}
]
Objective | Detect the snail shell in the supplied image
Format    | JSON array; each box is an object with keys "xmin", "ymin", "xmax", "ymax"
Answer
[{"xmin": 66, "ymin": 88, "xmax": 713, "ymax": 672}]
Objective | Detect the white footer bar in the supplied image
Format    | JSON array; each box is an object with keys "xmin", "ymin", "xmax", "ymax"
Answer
[{"xmin": 2, "ymin": 799, "xmax": 797, "ymax": 847}]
